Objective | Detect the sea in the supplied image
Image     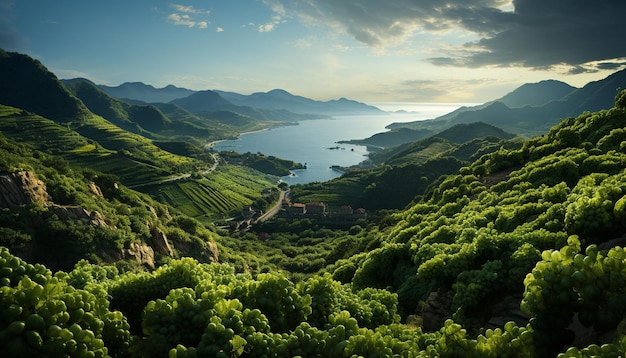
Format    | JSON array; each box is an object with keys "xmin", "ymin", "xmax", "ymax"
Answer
[{"xmin": 211, "ymin": 103, "xmax": 476, "ymax": 185}]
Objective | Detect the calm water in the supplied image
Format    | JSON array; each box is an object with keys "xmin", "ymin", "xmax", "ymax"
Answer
[{"xmin": 212, "ymin": 103, "xmax": 473, "ymax": 184}]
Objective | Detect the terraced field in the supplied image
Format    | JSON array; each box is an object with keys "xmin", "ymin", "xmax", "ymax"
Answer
[{"xmin": 143, "ymin": 165, "xmax": 278, "ymax": 222}]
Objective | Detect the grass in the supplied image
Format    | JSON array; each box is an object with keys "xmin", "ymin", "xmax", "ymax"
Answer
[
  {"xmin": 0, "ymin": 105, "xmax": 202, "ymax": 187},
  {"xmin": 143, "ymin": 164, "xmax": 278, "ymax": 222},
  {"xmin": 0, "ymin": 104, "xmax": 284, "ymax": 224}
]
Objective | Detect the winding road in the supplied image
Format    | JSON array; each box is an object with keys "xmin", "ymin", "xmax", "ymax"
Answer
[{"xmin": 255, "ymin": 190, "xmax": 288, "ymax": 223}]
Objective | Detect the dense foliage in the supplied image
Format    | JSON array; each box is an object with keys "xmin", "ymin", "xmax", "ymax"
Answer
[
  {"xmin": 219, "ymin": 151, "xmax": 304, "ymax": 177},
  {"xmin": 4, "ymin": 48, "xmax": 626, "ymax": 356}
]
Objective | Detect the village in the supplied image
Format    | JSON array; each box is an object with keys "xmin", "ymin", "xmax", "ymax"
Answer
[
  {"xmin": 278, "ymin": 198, "xmax": 368, "ymax": 221},
  {"xmin": 229, "ymin": 194, "xmax": 368, "ymax": 235}
]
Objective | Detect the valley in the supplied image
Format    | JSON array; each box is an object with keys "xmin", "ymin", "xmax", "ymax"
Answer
[{"xmin": 3, "ymin": 48, "xmax": 626, "ymax": 357}]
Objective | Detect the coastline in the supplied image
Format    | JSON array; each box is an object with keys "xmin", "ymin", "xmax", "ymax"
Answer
[{"xmin": 205, "ymin": 127, "xmax": 271, "ymax": 148}]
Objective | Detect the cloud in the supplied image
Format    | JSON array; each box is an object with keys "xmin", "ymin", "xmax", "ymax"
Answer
[
  {"xmin": 397, "ymin": 77, "xmax": 505, "ymax": 102},
  {"xmin": 257, "ymin": 0, "xmax": 287, "ymax": 33},
  {"xmin": 167, "ymin": 3, "xmax": 210, "ymax": 29},
  {"xmin": 258, "ymin": 22, "xmax": 277, "ymax": 33},
  {"xmin": 291, "ymin": 38, "xmax": 312, "ymax": 49},
  {"xmin": 216, "ymin": 27, "xmax": 224, "ymax": 33},
  {"xmin": 170, "ymin": 4, "xmax": 210, "ymax": 15},
  {"xmin": 287, "ymin": 0, "xmax": 626, "ymax": 71}
]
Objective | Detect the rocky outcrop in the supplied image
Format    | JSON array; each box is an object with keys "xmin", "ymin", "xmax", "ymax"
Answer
[
  {"xmin": 88, "ymin": 181, "xmax": 104, "ymax": 198},
  {"xmin": 0, "ymin": 171, "xmax": 49, "ymax": 208},
  {"xmin": 420, "ymin": 290, "xmax": 454, "ymax": 331},
  {"xmin": 148, "ymin": 205, "xmax": 172, "ymax": 221},
  {"xmin": 0, "ymin": 171, "xmax": 112, "ymax": 229},
  {"xmin": 205, "ymin": 241, "xmax": 219, "ymax": 263},
  {"xmin": 48, "ymin": 205, "xmax": 110, "ymax": 227},
  {"xmin": 148, "ymin": 221, "xmax": 174, "ymax": 257},
  {"xmin": 126, "ymin": 242, "xmax": 155, "ymax": 269}
]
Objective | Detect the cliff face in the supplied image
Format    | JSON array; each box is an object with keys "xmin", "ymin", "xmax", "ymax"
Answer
[{"xmin": 0, "ymin": 171, "xmax": 49, "ymax": 208}]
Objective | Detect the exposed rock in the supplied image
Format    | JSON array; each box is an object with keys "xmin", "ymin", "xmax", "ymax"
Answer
[
  {"xmin": 148, "ymin": 205, "xmax": 172, "ymax": 221},
  {"xmin": 420, "ymin": 290, "xmax": 454, "ymax": 331},
  {"xmin": 205, "ymin": 241, "xmax": 219, "ymax": 263},
  {"xmin": 48, "ymin": 204, "xmax": 110, "ymax": 227},
  {"xmin": 0, "ymin": 171, "xmax": 49, "ymax": 208},
  {"xmin": 126, "ymin": 242, "xmax": 155, "ymax": 269},
  {"xmin": 88, "ymin": 181, "xmax": 104, "ymax": 198},
  {"xmin": 148, "ymin": 221, "xmax": 174, "ymax": 257},
  {"xmin": 482, "ymin": 167, "xmax": 521, "ymax": 188}
]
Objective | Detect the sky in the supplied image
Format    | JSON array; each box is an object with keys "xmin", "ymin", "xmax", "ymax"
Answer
[{"xmin": 1, "ymin": 0, "xmax": 626, "ymax": 104}]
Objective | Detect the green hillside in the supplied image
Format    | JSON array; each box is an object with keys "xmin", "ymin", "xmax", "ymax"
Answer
[
  {"xmin": 0, "ymin": 105, "xmax": 199, "ymax": 187},
  {"xmin": 4, "ymin": 49, "xmax": 626, "ymax": 357},
  {"xmin": 0, "ymin": 128, "xmax": 218, "ymax": 271},
  {"xmin": 64, "ymin": 79, "xmax": 249, "ymax": 146},
  {"xmin": 3, "ymin": 92, "xmax": 626, "ymax": 356},
  {"xmin": 0, "ymin": 51, "xmax": 281, "ymax": 222},
  {"xmin": 0, "ymin": 49, "xmax": 90, "ymax": 122},
  {"xmin": 291, "ymin": 122, "xmax": 519, "ymax": 210}
]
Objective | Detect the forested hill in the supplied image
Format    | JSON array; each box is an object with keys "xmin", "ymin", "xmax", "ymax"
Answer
[
  {"xmin": 4, "ymin": 47, "xmax": 626, "ymax": 357},
  {"xmin": 2, "ymin": 92, "xmax": 626, "ymax": 357},
  {"xmin": 0, "ymin": 49, "xmax": 90, "ymax": 122}
]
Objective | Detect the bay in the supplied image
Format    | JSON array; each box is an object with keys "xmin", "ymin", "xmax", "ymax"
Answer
[{"xmin": 211, "ymin": 103, "xmax": 474, "ymax": 184}]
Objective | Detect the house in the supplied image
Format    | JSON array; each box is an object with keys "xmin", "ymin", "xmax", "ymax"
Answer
[
  {"xmin": 339, "ymin": 205, "xmax": 354, "ymax": 215},
  {"xmin": 287, "ymin": 203, "xmax": 306, "ymax": 216},
  {"xmin": 306, "ymin": 202, "xmax": 326, "ymax": 216},
  {"xmin": 353, "ymin": 208, "xmax": 367, "ymax": 219}
]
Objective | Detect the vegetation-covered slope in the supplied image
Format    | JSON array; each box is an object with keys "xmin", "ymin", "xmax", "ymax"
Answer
[
  {"xmin": 4, "ymin": 47, "xmax": 626, "ymax": 357},
  {"xmin": 0, "ymin": 49, "xmax": 90, "ymax": 122},
  {"xmin": 0, "ymin": 128, "xmax": 220, "ymax": 271},
  {"xmin": 322, "ymin": 90, "xmax": 626, "ymax": 355},
  {"xmin": 291, "ymin": 122, "xmax": 519, "ymax": 210},
  {"xmin": 64, "ymin": 79, "xmax": 249, "ymax": 146},
  {"xmin": 3, "ymin": 90, "xmax": 626, "ymax": 356}
]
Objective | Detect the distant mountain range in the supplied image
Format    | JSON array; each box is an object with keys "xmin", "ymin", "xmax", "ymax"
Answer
[
  {"xmin": 98, "ymin": 83, "xmax": 384, "ymax": 116},
  {"xmin": 215, "ymin": 89, "xmax": 385, "ymax": 115},
  {"xmin": 386, "ymin": 69, "xmax": 626, "ymax": 137},
  {"xmin": 3, "ymin": 46, "xmax": 626, "ymax": 147},
  {"xmin": 98, "ymin": 82, "xmax": 195, "ymax": 103}
]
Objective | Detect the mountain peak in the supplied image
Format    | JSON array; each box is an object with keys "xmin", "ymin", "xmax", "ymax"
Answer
[
  {"xmin": 0, "ymin": 49, "xmax": 90, "ymax": 122},
  {"xmin": 497, "ymin": 80, "xmax": 576, "ymax": 108},
  {"xmin": 267, "ymin": 89, "xmax": 292, "ymax": 95},
  {"xmin": 98, "ymin": 82, "xmax": 196, "ymax": 103}
]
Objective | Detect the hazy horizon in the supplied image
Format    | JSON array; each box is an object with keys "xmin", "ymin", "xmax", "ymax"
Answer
[{"xmin": 3, "ymin": 1, "xmax": 625, "ymax": 103}]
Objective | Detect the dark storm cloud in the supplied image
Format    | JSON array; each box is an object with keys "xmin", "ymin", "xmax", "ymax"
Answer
[
  {"xmin": 292, "ymin": 0, "xmax": 626, "ymax": 70},
  {"xmin": 295, "ymin": 0, "xmax": 509, "ymax": 46},
  {"xmin": 447, "ymin": 0, "xmax": 626, "ymax": 69}
]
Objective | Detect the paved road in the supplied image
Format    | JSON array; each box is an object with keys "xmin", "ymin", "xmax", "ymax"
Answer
[{"xmin": 256, "ymin": 190, "xmax": 288, "ymax": 222}]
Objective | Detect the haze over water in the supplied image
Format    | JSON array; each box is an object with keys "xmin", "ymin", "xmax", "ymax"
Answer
[{"xmin": 212, "ymin": 103, "xmax": 475, "ymax": 184}]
